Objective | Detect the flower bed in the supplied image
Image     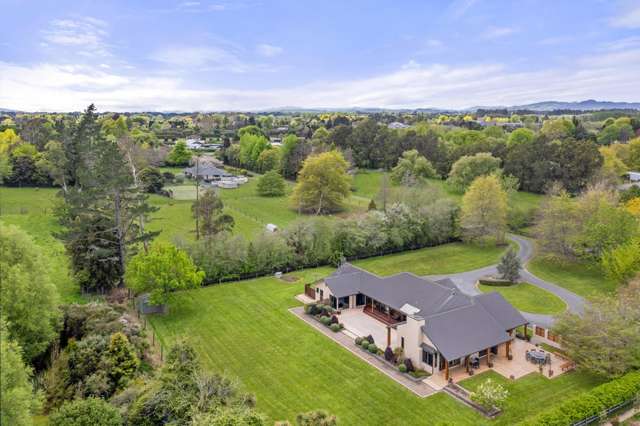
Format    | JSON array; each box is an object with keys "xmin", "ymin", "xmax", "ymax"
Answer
[
  {"xmin": 304, "ymin": 303, "xmax": 344, "ymax": 333},
  {"xmin": 354, "ymin": 338, "xmax": 431, "ymax": 382}
]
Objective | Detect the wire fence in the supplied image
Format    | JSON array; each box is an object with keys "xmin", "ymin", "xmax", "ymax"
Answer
[{"xmin": 572, "ymin": 398, "xmax": 638, "ymax": 426}]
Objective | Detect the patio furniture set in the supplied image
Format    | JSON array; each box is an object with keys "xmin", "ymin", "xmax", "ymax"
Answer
[{"xmin": 526, "ymin": 349, "xmax": 551, "ymax": 366}]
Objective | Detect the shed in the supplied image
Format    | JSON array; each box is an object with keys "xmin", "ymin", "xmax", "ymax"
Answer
[{"xmin": 136, "ymin": 293, "xmax": 166, "ymax": 314}]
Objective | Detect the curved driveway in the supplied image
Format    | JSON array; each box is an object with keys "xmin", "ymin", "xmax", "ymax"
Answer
[{"xmin": 426, "ymin": 234, "xmax": 585, "ymax": 328}]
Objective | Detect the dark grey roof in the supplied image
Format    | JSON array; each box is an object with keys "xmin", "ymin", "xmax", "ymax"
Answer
[
  {"xmin": 325, "ymin": 263, "xmax": 528, "ymax": 361},
  {"xmin": 184, "ymin": 164, "xmax": 231, "ymax": 177},
  {"xmin": 423, "ymin": 303, "xmax": 512, "ymax": 361},
  {"xmin": 475, "ymin": 292, "xmax": 528, "ymax": 330}
]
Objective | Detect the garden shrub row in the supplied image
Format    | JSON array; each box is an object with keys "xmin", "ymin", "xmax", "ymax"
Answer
[
  {"xmin": 520, "ymin": 371, "xmax": 640, "ymax": 426},
  {"xmin": 305, "ymin": 303, "xmax": 343, "ymax": 333},
  {"xmin": 478, "ymin": 277, "xmax": 515, "ymax": 286}
]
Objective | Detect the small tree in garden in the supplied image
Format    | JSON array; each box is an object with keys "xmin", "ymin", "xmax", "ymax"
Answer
[
  {"xmin": 49, "ymin": 398, "xmax": 122, "ymax": 426},
  {"xmin": 106, "ymin": 332, "xmax": 139, "ymax": 389},
  {"xmin": 125, "ymin": 243, "xmax": 204, "ymax": 307},
  {"xmin": 471, "ymin": 379, "xmax": 508, "ymax": 410},
  {"xmin": 384, "ymin": 346, "xmax": 394, "ymax": 362},
  {"xmin": 296, "ymin": 409, "xmax": 337, "ymax": 426},
  {"xmin": 497, "ymin": 248, "xmax": 521, "ymax": 283},
  {"xmin": 368, "ymin": 199, "xmax": 377, "ymax": 211}
]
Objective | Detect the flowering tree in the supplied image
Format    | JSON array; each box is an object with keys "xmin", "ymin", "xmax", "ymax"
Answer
[{"xmin": 471, "ymin": 378, "xmax": 509, "ymax": 410}]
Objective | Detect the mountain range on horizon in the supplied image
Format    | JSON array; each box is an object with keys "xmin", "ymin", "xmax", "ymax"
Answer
[{"xmin": 2, "ymin": 99, "xmax": 640, "ymax": 114}]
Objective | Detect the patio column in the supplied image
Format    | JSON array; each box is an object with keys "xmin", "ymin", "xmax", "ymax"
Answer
[
  {"xmin": 445, "ymin": 360, "xmax": 450, "ymax": 381},
  {"xmin": 506, "ymin": 340, "xmax": 511, "ymax": 358},
  {"xmin": 386, "ymin": 326, "xmax": 391, "ymax": 347},
  {"xmin": 465, "ymin": 356, "xmax": 470, "ymax": 373},
  {"xmin": 486, "ymin": 347, "xmax": 491, "ymax": 366}
]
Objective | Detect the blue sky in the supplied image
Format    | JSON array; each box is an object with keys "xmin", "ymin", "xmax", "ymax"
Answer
[{"xmin": 1, "ymin": 0, "xmax": 639, "ymax": 111}]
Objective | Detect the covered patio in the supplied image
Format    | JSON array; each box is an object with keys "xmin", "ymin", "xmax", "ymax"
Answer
[
  {"xmin": 338, "ymin": 308, "xmax": 398, "ymax": 347},
  {"xmin": 424, "ymin": 338, "xmax": 569, "ymax": 390}
]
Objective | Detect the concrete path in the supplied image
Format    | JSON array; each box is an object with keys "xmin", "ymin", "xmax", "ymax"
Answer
[
  {"xmin": 289, "ymin": 306, "xmax": 437, "ymax": 397},
  {"xmin": 427, "ymin": 234, "xmax": 586, "ymax": 328}
]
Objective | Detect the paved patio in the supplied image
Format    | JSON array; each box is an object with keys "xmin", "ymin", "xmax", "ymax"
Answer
[
  {"xmin": 337, "ymin": 308, "xmax": 398, "ymax": 347},
  {"xmin": 424, "ymin": 338, "xmax": 569, "ymax": 390}
]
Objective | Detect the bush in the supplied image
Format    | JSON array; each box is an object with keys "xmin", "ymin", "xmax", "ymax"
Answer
[
  {"xmin": 368, "ymin": 344, "xmax": 378, "ymax": 353},
  {"xmin": 366, "ymin": 335, "xmax": 375, "ymax": 345},
  {"xmin": 398, "ymin": 364, "xmax": 407, "ymax": 373},
  {"xmin": 384, "ymin": 346, "xmax": 394, "ymax": 362},
  {"xmin": 522, "ymin": 371, "xmax": 640, "ymax": 426},
  {"xmin": 49, "ymin": 398, "xmax": 122, "ymax": 426},
  {"xmin": 355, "ymin": 337, "xmax": 363, "ymax": 345},
  {"xmin": 320, "ymin": 316, "xmax": 331, "ymax": 326},
  {"xmin": 404, "ymin": 358, "xmax": 415, "ymax": 373},
  {"xmin": 361, "ymin": 341, "xmax": 370, "ymax": 350},
  {"xmin": 330, "ymin": 323, "xmax": 341, "ymax": 332},
  {"xmin": 330, "ymin": 315, "xmax": 339, "ymax": 325},
  {"xmin": 256, "ymin": 170, "xmax": 286, "ymax": 197}
]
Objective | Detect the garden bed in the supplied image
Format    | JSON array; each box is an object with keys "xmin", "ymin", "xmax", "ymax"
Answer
[
  {"xmin": 353, "ymin": 336, "xmax": 431, "ymax": 382},
  {"xmin": 304, "ymin": 303, "xmax": 344, "ymax": 333}
]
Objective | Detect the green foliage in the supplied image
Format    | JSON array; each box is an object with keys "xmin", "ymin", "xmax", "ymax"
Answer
[
  {"xmin": 166, "ymin": 140, "xmax": 192, "ymax": 166},
  {"xmin": 125, "ymin": 243, "xmax": 204, "ymax": 306},
  {"xmin": 470, "ymin": 378, "xmax": 508, "ymax": 410},
  {"xmin": 257, "ymin": 170, "xmax": 286, "ymax": 197},
  {"xmin": 280, "ymin": 134, "xmax": 309, "ymax": 179},
  {"xmin": 554, "ymin": 280, "xmax": 640, "ymax": 378},
  {"xmin": 0, "ymin": 318, "xmax": 40, "ymax": 426},
  {"xmin": 447, "ymin": 152, "xmax": 501, "ymax": 192},
  {"xmin": 521, "ymin": 371, "xmax": 640, "ymax": 426},
  {"xmin": 296, "ymin": 410, "xmax": 337, "ymax": 426},
  {"xmin": 291, "ymin": 151, "xmax": 352, "ymax": 214},
  {"xmin": 256, "ymin": 148, "xmax": 281, "ymax": 173},
  {"xmin": 239, "ymin": 133, "xmax": 271, "ymax": 170},
  {"xmin": 390, "ymin": 149, "xmax": 437, "ymax": 185},
  {"xmin": 192, "ymin": 188, "xmax": 235, "ymax": 238},
  {"xmin": 460, "ymin": 175, "xmax": 507, "ymax": 245},
  {"xmin": 496, "ymin": 248, "xmax": 521, "ymax": 283},
  {"xmin": 601, "ymin": 237, "xmax": 640, "ymax": 284},
  {"xmin": 106, "ymin": 332, "xmax": 140, "ymax": 389},
  {"xmin": 0, "ymin": 223, "xmax": 60, "ymax": 361},
  {"xmin": 49, "ymin": 397, "xmax": 123, "ymax": 426},
  {"xmin": 139, "ymin": 167, "xmax": 165, "ymax": 194}
]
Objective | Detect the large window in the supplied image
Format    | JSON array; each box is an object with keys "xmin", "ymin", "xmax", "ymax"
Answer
[
  {"xmin": 338, "ymin": 296, "xmax": 349, "ymax": 309},
  {"xmin": 355, "ymin": 293, "xmax": 365, "ymax": 306},
  {"xmin": 422, "ymin": 350, "xmax": 434, "ymax": 366}
]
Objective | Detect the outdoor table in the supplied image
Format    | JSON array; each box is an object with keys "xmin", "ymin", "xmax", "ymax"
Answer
[{"xmin": 529, "ymin": 351, "xmax": 546, "ymax": 364}]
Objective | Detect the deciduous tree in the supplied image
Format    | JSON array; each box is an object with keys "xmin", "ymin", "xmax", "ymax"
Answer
[
  {"xmin": 460, "ymin": 175, "xmax": 508, "ymax": 245},
  {"xmin": 447, "ymin": 152, "xmax": 501, "ymax": 192},
  {"xmin": 257, "ymin": 170, "xmax": 286, "ymax": 196},
  {"xmin": 390, "ymin": 149, "xmax": 437, "ymax": 185}
]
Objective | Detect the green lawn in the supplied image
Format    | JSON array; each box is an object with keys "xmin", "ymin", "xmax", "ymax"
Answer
[
  {"xmin": 459, "ymin": 370, "xmax": 604, "ymax": 426},
  {"xmin": 352, "ymin": 170, "xmax": 385, "ymax": 199},
  {"xmin": 0, "ymin": 187, "xmax": 81, "ymax": 303},
  {"xmin": 477, "ymin": 282, "xmax": 567, "ymax": 315},
  {"xmin": 354, "ymin": 242, "xmax": 510, "ymax": 276},
  {"xmin": 149, "ymin": 268, "xmax": 604, "ymax": 425},
  {"xmin": 527, "ymin": 257, "xmax": 618, "ymax": 298}
]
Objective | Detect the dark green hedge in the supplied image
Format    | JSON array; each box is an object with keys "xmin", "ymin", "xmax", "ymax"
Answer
[
  {"xmin": 520, "ymin": 371, "xmax": 640, "ymax": 426},
  {"xmin": 478, "ymin": 278, "xmax": 515, "ymax": 286}
]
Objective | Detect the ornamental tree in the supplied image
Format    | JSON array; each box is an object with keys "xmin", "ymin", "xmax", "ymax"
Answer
[
  {"xmin": 125, "ymin": 243, "xmax": 204, "ymax": 306},
  {"xmin": 497, "ymin": 248, "xmax": 521, "ymax": 283},
  {"xmin": 390, "ymin": 149, "xmax": 438, "ymax": 185},
  {"xmin": 460, "ymin": 175, "xmax": 508, "ymax": 245},
  {"xmin": 471, "ymin": 378, "xmax": 509, "ymax": 410},
  {"xmin": 257, "ymin": 170, "xmax": 286, "ymax": 196}
]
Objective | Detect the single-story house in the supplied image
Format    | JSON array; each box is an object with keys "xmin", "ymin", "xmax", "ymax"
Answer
[
  {"xmin": 184, "ymin": 164, "xmax": 232, "ymax": 182},
  {"xmin": 313, "ymin": 263, "xmax": 528, "ymax": 380}
]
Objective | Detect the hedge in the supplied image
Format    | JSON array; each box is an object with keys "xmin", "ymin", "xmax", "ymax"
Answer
[
  {"xmin": 478, "ymin": 278, "xmax": 515, "ymax": 287},
  {"xmin": 520, "ymin": 371, "xmax": 640, "ymax": 426}
]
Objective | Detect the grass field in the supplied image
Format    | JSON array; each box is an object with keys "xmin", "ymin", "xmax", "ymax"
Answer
[
  {"xmin": 0, "ymin": 187, "xmax": 81, "ymax": 303},
  {"xmin": 460, "ymin": 370, "xmax": 604, "ymax": 426},
  {"xmin": 527, "ymin": 257, "xmax": 618, "ymax": 298},
  {"xmin": 478, "ymin": 282, "xmax": 567, "ymax": 315},
  {"xmin": 149, "ymin": 268, "xmax": 603, "ymax": 425},
  {"xmin": 353, "ymin": 242, "xmax": 510, "ymax": 276}
]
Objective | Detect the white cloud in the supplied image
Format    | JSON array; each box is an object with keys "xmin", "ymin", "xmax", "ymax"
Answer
[
  {"xmin": 481, "ymin": 26, "xmax": 517, "ymax": 39},
  {"xmin": 149, "ymin": 45, "xmax": 249, "ymax": 72},
  {"xmin": 2, "ymin": 43, "xmax": 639, "ymax": 112},
  {"xmin": 449, "ymin": 0, "xmax": 479, "ymax": 18},
  {"xmin": 610, "ymin": 3, "xmax": 640, "ymax": 28},
  {"xmin": 41, "ymin": 17, "xmax": 111, "ymax": 57},
  {"xmin": 256, "ymin": 43, "xmax": 283, "ymax": 57}
]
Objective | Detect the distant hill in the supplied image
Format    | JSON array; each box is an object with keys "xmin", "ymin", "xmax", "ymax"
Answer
[{"xmin": 506, "ymin": 99, "xmax": 640, "ymax": 112}]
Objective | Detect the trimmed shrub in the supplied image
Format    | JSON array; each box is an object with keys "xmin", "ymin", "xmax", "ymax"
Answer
[
  {"xmin": 368, "ymin": 344, "xmax": 378, "ymax": 354},
  {"xmin": 522, "ymin": 371, "xmax": 640, "ymax": 426},
  {"xmin": 384, "ymin": 346, "xmax": 394, "ymax": 362},
  {"xmin": 330, "ymin": 315, "xmax": 339, "ymax": 325},
  {"xmin": 399, "ymin": 364, "xmax": 407, "ymax": 373},
  {"xmin": 320, "ymin": 316, "xmax": 331, "ymax": 326},
  {"xmin": 404, "ymin": 358, "xmax": 415, "ymax": 373},
  {"xmin": 361, "ymin": 341, "xmax": 370, "ymax": 350},
  {"xmin": 355, "ymin": 337, "xmax": 363, "ymax": 346},
  {"xmin": 366, "ymin": 335, "xmax": 375, "ymax": 345},
  {"xmin": 330, "ymin": 323, "xmax": 341, "ymax": 332}
]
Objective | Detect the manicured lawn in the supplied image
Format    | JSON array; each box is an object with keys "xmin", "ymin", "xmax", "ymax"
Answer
[
  {"xmin": 477, "ymin": 282, "xmax": 567, "ymax": 315},
  {"xmin": 527, "ymin": 257, "xmax": 618, "ymax": 298},
  {"xmin": 460, "ymin": 370, "xmax": 604, "ymax": 426},
  {"xmin": 0, "ymin": 187, "xmax": 81, "ymax": 303},
  {"xmin": 352, "ymin": 170, "xmax": 385, "ymax": 199},
  {"xmin": 150, "ymin": 268, "xmax": 604, "ymax": 425},
  {"xmin": 354, "ymin": 242, "xmax": 510, "ymax": 276}
]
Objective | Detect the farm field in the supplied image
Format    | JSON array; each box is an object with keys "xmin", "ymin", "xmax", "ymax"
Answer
[
  {"xmin": 527, "ymin": 256, "xmax": 617, "ymax": 298},
  {"xmin": 149, "ymin": 267, "xmax": 604, "ymax": 425},
  {"xmin": 353, "ymin": 242, "xmax": 510, "ymax": 276},
  {"xmin": 477, "ymin": 282, "xmax": 567, "ymax": 315}
]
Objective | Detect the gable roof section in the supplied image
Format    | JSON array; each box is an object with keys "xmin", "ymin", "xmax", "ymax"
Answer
[
  {"xmin": 423, "ymin": 303, "xmax": 512, "ymax": 360},
  {"xmin": 185, "ymin": 164, "xmax": 231, "ymax": 177},
  {"xmin": 475, "ymin": 292, "xmax": 528, "ymax": 330}
]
